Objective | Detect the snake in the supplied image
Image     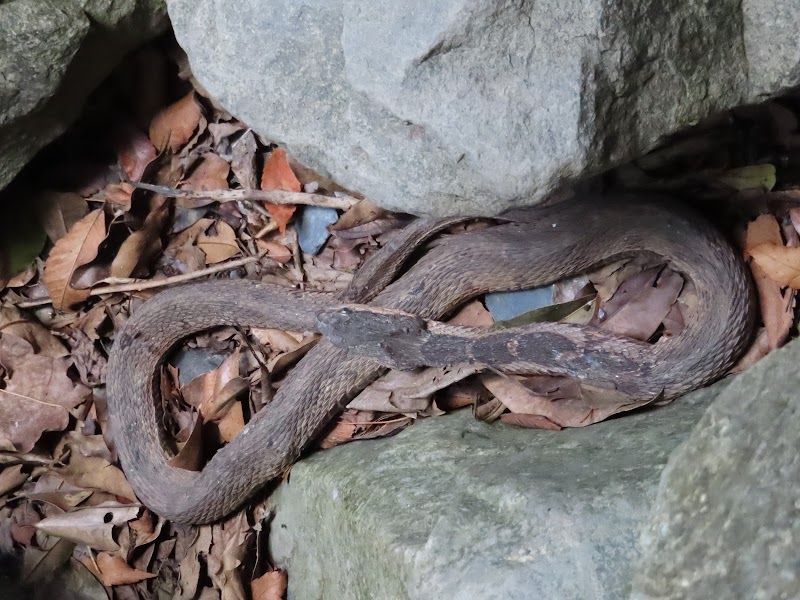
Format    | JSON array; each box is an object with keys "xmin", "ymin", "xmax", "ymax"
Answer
[{"xmin": 106, "ymin": 194, "xmax": 756, "ymax": 524}]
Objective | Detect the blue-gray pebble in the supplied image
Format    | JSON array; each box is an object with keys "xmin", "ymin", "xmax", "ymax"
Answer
[
  {"xmin": 297, "ymin": 206, "xmax": 339, "ymax": 255},
  {"xmin": 484, "ymin": 286, "xmax": 553, "ymax": 321}
]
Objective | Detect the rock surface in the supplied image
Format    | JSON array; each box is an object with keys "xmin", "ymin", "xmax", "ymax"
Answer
[
  {"xmin": 268, "ymin": 384, "xmax": 722, "ymax": 600},
  {"xmin": 168, "ymin": 0, "xmax": 800, "ymax": 216},
  {"xmin": 0, "ymin": 0, "xmax": 168, "ymax": 190},
  {"xmin": 631, "ymin": 340, "xmax": 800, "ymax": 599}
]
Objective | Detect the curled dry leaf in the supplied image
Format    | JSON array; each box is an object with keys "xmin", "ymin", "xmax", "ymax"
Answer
[
  {"xmin": 599, "ymin": 267, "xmax": 684, "ymax": 341},
  {"xmin": 197, "ymin": 220, "xmax": 241, "ymax": 264},
  {"xmin": 55, "ymin": 443, "xmax": 137, "ymax": 501},
  {"xmin": 251, "ymin": 569, "xmax": 288, "ymax": 600},
  {"xmin": 96, "ymin": 552, "xmax": 157, "ymax": 586},
  {"xmin": 745, "ymin": 213, "xmax": 794, "ymax": 349},
  {"xmin": 116, "ymin": 123, "xmax": 157, "ymax": 181},
  {"xmin": 42, "ymin": 208, "xmax": 106, "ymax": 310},
  {"xmin": 110, "ymin": 197, "xmax": 169, "ymax": 279},
  {"xmin": 149, "ymin": 91, "xmax": 203, "ymax": 152}
]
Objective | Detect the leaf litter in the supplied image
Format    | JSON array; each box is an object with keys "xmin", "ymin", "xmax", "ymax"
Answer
[{"xmin": 1, "ymin": 39, "xmax": 799, "ymax": 600}]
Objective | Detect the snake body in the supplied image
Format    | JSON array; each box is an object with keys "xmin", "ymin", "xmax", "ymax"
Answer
[{"xmin": 106, "ymin": 195, "xmax": 755, "ymax": 523}]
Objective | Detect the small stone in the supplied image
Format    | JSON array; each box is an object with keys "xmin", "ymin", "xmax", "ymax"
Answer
[
  {"xmin": 296, "ymin": 206, "xmax": 339, "ymax": 255},
  {"xmin": 484, "ymin": 286, "xmax": 553, "ymax": 321},
  {"xmin": 171, "ymin": 347, "xmax": 226, "ymax": 386}
]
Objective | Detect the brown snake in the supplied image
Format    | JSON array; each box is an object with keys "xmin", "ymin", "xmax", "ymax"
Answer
[{"xmin": 106, "ymin": 195, "xmax": 755, "ymax": 523}]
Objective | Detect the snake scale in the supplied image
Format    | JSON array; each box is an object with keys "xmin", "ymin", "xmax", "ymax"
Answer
[{"xmin": 106, "ymin": 195, "xmax": 755, "ymax": 523}]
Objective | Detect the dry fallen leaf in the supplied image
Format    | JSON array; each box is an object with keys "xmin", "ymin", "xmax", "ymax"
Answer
[
  {"xmin": 96, "ymin": 552, "xmax": 157, "ymax": 586},
  {"xmin": 749, "ymin": 243, "xmax": 800, "ymax": 288},
  {"xmin": 42, "ymin": 208, "xmax": 106, "ymax": 310},
  {"xmin": 0, "ymin": 334, "xmax": 91, "ymax": 452},
  {"xmin": 116, "ymin": 123, "xmax": 157, "ymax": 181},
  {"xmin": 600, "ymin": 267, "xmax": 684, "ymax": 341},
  {"xmin": 261, "ymin": 148, "xmax": 299, "ymax": 234},
  {"xmin": 35, "ymin": 505, "xmax": 141, "ymax": 552},
  {"xmin": 149, "ymin": 91, "xmax": 203, "ymax": 152},
  {"xmin": 181, "ymin": 153, "xmax": 230, "ymax": 196},
  {"xmin": 251, "ymin": 569, "xmax": 288, "ymax": 600},
  {"xmin": 745, "ymin": 213, "xmax": 794, "ymax": 349},
  {"xmin": 33, "ymin": 191, "xmax": 89, "ymax": 244},
  {"xmin": 197, "ymin": 221, "xmax": 241, "ymax": 264}
]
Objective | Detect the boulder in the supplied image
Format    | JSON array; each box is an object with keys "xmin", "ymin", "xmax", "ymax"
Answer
[
  {"xmin": 268, "ymin": 383, "xmax": 722, "ymax": 599},
  {"xmin": 167, "ymin": 0, "xmax": 800, "ymax": 216},
  {"xmin": 0, "ymin": 0, "xmax": 169, "ymax": 190},
  {"xmin": 631, "ymin": 340, "xmax": 800, "ymax": 599}
]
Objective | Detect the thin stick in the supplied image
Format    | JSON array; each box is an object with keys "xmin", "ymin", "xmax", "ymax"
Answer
[
  {"xmin": 16, "ymin": 253, "xmax": 274, "ymax": 308},
  {"xmin": 128, "ymin": 180, "xmax": 360, "ymax": 210}
]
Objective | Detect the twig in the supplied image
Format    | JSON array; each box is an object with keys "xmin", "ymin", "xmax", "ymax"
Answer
[
  {"xmin": 127, "ymin": 180, "xmax": 360, "ymax": 210},
  {"xmin": 16, "ymin": 253, "xmax": 274, "ymax": 308},
  {"xmin": 291, "ymin": 229, "xmax": 305, "ymax": 285},
  {"xmin": 254, "ymin": 220, "xmax": 279, "ymax": 239}
]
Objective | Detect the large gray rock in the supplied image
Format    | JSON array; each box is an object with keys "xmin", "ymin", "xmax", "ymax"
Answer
[
  {"xmin": 0, "ymin": 0, "xmax": 169, "ymax": 190},
  {"xmin": 167, "ymin": 0, "xmax": 800, "ymax": 216},
  {"xmin": 631, "ymin": 341, "xmax": 800, "ymax": 599},
  {"xmin": 268, "ymin": 384, "xmax": 722, "ymax": 600}
]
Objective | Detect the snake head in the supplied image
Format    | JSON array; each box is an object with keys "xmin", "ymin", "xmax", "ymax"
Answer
[{"xmin": 316, "ymin": 305, "xmax": 428, "ymax": 369}]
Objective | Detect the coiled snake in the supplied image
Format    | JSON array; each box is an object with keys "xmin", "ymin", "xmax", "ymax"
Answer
[{"xmin": 106, "ymin": 195, "xmax": 755, "ymax": 523}]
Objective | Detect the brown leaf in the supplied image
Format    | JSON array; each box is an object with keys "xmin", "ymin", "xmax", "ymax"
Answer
[
  {"xmin": 749, "ymin": 243, "xmax": 800, "ymax": 288},
  {"xmin": 100, "ymin": 182, "xmax": 135, "ymax": 210},
  {"xmin": 347, "ymin": 365, "xmax": 481, "ymax": 413},
  {"xmin": 261, "ymin": 148, "xmax": 299, "ymax": 234},
  {"xmin": 96, "ymin": 552, "xmax": 157, "ymax": 586},
  {"xmin": 149, "ymin": 92, "xmax": 203, "ymax": 152},
  {"xmin": 481, "ymin": 373, "xmax": 644, "ymax": 428},
  {"xmin": 251, "ymin": 569, "xmax": 288, "ymax": 600},
  {"xmin": 600, "ymin": 268, "xmax": 684, "ymax": 341},
  {"xmin": 231, "ymin": 130, "xmax": 259, "ymax": 190},
  {"xmin": 34, "ymin": 191, "xmax": 89, "ymax": 244},
  {"xmin": 116, "ymin": 124, "xmax": 157, "ymax": 182},
  {"xmin": 331, "ymin": 199, "xmax": 387, "ymax": 232},
  {"xmin": 730, "ymin": 327, "xmax": 771, "ymax": 373},
  {"xmin": 42, "ymin": 209, "xmax": 106, "ymax": 310},
  {"xmin": 447, "ymin": 300, "xmax": 494, "ymax": 327},
  {"xmin": 208, "ymin": 512, "xmax": 250, "ymax": 600},
  {"xmin": 745, "ymin": 214, "xmax": 794, "ymax": 349},
  {"xmin": 190, "ymin": 351, "xmax": 248, "ymax": 422},
  {"xmin": 499, "ymin": 413, "xmax": 562, "ymax": 430},
  {"xmin": 168, "ymin": 413, "xmax": 205, "ymax": 471},
  {"xmin": 55, "ymin": 447, "xmax": 136, "ymax": 501},
  {"xmin": 0, "ymin": 305, "xmax": 69, "ymax": 358},
  {"xmin": 181, "ymin": 153, "xmax": 230, "ymax": 195},
  {"xmin": 254, "ymin": 240, "xmax": 292, "ymax": 263},
  {"xmin": 0, "ymin": 464, "xmax": 27, "ymax": 496},
  {"xmin": 197, "ymin": 220, "xmax": 241, "ymax": 264},
  {"xmin": 110, "ymin": 198, "xmax": 169, "ymax": 279},
  {"xmin": 0, "ymin": 334, "xmax": 91, "ymax": 452}
]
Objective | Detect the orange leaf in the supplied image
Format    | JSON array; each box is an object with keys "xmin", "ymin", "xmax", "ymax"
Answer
[
  {"xmin": 252, "ymin": 569, "xmax": 288, "ymax": 600},
  {"xmin": 749, "ymin": 243, "xmax": 800, "ymax": 288},
  {"xmin": 265, "ymin": 204, "xmax": 296, "ymax": 235},
  {"xmin": 261, "ymin": 148, "xmax": 299, "ymax": 234},
  {"xmin": 96, "ymin": 552, "xmax": 156, "ymax": 586},
  {"xmin": 261, "ymin": 148, "xmax": 301, "ymax": 192},
  {"xmin": 42, "ymin": 209, "xmax": 106, "ymax": 310},
  {"xmin": 148, "ymin": 92, "xmax": 203, "ymax": 152}
]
